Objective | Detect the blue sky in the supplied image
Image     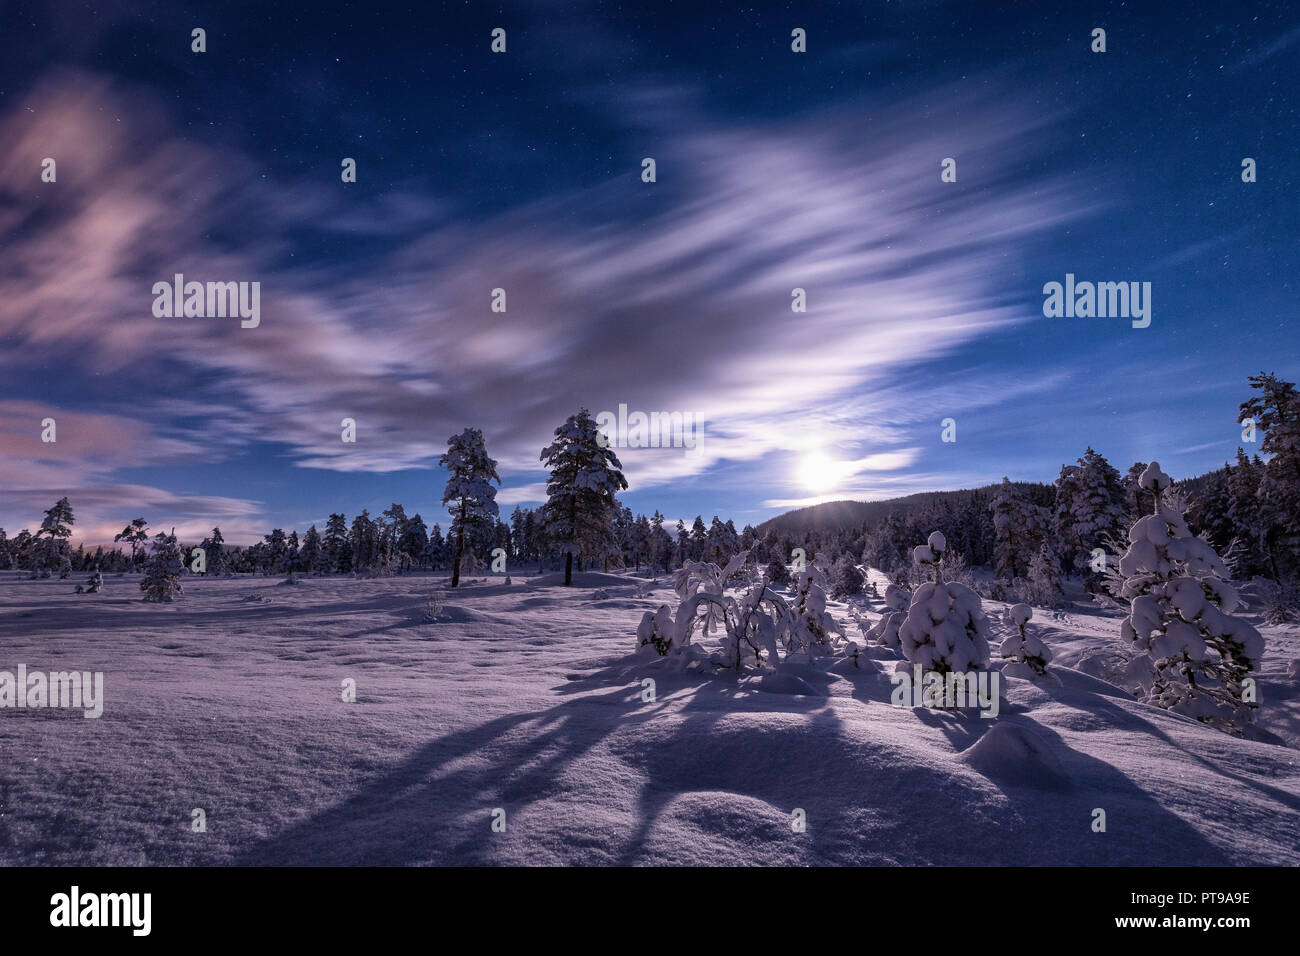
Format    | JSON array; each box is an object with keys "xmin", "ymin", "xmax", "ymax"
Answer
[{"xmin": 1, "ymin": 0, "xmax": 1297, "ymax": 544}]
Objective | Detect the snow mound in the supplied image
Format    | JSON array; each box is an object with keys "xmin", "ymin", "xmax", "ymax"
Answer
[
  {"xmin": 956, "ymin": 722, "xmax": 1070, "ymax": 790},
  {"xmin": 753, "ymin": 671, "xmax": 820, "ymax": 696},
  {"xmin": 430, "ymin": 604, "xmax": 496, "ymax": 624}
]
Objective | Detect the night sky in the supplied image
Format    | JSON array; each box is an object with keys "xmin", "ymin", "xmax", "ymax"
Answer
[{"xmin": 1, "ymin": 0, "xmax": 1296, "ymax": 544}]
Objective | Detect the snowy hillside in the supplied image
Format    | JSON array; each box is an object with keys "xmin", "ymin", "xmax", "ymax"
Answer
[{"xmin": 2, "ymin": 568, "xmax": 1297, "ymax": 866}]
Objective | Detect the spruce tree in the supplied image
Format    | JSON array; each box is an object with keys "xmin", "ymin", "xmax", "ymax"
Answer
[
  {"xmin": 1054, "ymin": 447, "xmax": 1129, "ymax": 591},
  {"xmin": 324, "ymin": 513, "xmax": 350, "ymax": 573},
  {"xmin": 141, "ymin": 530, "xmax": 185, "ymax": 602},
  {"xmin": 1239, "ymin": 373, "xmax": 1300, "ymax": 580},
  {"xmin": 1117, "ymin": 463, "xmax": 1264, "ymax": 733},
  {"xmin": 539, "ymin": 408, "xmax": 627, "ymax": 586},
  {"xmin": 114, "ymin": 517, "xmax": 149, "ymax": 570},
  {"xmin": 200, "ymin": 527, "xmax": 228, "ymax": 576},
  {"xmin": 300, "ymin": 525, "xmax": 323, "ymax": 574},
  {"xmin": 897, "ymin": 532, "xmax": 992, "ymax": 675},
  {"xmin": 34, "ymin": 497, "xmax": 75, "ymax": 576},
  {"xmin": 441, "ymin": 428, "xmax": 501, "ymax": 588}
]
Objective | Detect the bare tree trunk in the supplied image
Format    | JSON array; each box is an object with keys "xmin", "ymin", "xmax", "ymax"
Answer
[{"xmin": 452, "ymin": 501, "xmax": 465, "ymax": 588}]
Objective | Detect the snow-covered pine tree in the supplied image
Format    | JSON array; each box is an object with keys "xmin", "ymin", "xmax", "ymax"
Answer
[
  {"xmin": 829, "ymin": 554, "xmax": 865, "ymax": 600},
  {"xmin": 286, "ymin": 530, "xmax": 301, "ymax": 572},
  {"xmin": 324, "ymin": 513, "xmax": 351, "ymax": 573},
  {"xmin": 300, "ymin": 525, "xmax": 324, "ymax": 575},
  {"xmin": 1054, "ymin": 447, "xmax": 1129, "ymax": 591},
  {"xmin": 425, "ymin": 523, "xmax": 446, "ymax": 570},
  {"xmin": 1117, "ymin": 462, "xmax": 1264, "ymax": 733},
  {"xmin": 114, "ymin": 517, "xmax": 149, "ymax": 570},
  {"xmin": 1239, "ymin": 372, "xmax": 1300, "ymax": 580},
  {"xmin": 440, "ymin": 428, "xmax": 501, "ymax": 588},
  {"xmin": 897, "ymin": 532, "xmax": 992, "ymax": 675},
  {"xmin": 990, "ymin": 478, "xmax": 1048, "ymax": 579},
  {"xmin": 784, "ymin": 559, "xmax": 844, "ymax": 659},
  {"xmin": 999, "ymin": 603, "xmax": 1052, "ymax": 677},
  {"xmin": 263, "ymin": 528, "xmax": 289, "ymax": 574},
  {"xmin": 1224, "ymin": 449, "xmax": 1267, "ymax": 578},
  {"xmin": 765, "ymin": 556, "xmax": 792, "ymax": 587},
  {"xmin": 200, "ymin": 527, "xmax": 229, "ymax": 576},
  {"xmin": 140, "ymin": 530, "xmax": 185, "ymax": 602},
  {"xmin": 1025, "ymin": 541, "xmax": 1062, "ymax": 607},
  {"xmin": 401, "ymin": 513, "xmax": 429, "ymax": 570},
  {"xmin": 34, "ymin": 497, "xmax": 75, "ymax": 578},
  {"xmin": 348, "ymin": 511, "xmax": 379, "ymax": 574},
  {"xmin": 539, "ymin": 408, "xmax": 627, "ymax": 586}
]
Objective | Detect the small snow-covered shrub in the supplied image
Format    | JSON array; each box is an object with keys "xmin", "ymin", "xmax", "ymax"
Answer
[
  {"xmin": 864, "ymin": 583, "xmax": 909, "ymax": 649},
  {"xmin": 425, "ymin": 591, "xmax": 444, "ymax": 620},
  {"xmin": 1000, "ymin": 603, "xmax": 1052, "ymax": 677},
  {"xmin": 1117, "ymin": 462, "xmax": 1264, "ymax": 733},
  {"xmin": 1263, "ymin": 579, "xmax": 1297, "ymax": 625},
  {"xmin": 636, "ymin": 605, "xmax": 676, "ymax": 656},
  {"xmin": 140, "ymin": 531, "xmax": 185, "ymax": 603},
  {"xmin": 591, "ymin": 588, "xmax": 611, "ymax": 600},
  {"xmin": 673, "ymin": 552, "xmax": 750, "ymax": 637},
  {"xmin": 84, "ymin": 570, "xmax": 103, "ymax": 594},
  {"xmin": 896, "ymin": 532, "xmax": 992, "ymax": 674},
  {"xmin": 784, "ymin": 562, "xmax": 845, "ymax": 659},
  {"xmin": 633, "ymin": 551, "xmax": 854, "ymax": 672}
]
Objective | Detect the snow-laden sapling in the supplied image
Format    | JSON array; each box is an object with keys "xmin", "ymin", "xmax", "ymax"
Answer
[
  {"xmin": 897, "ymin": 532, "xmax": 992, "ymax": 674},
  {"xmin": 635, "ymin": 550, "xmax": 852, "ymax": 672},
  {"xmin": 865, "ymin": 584, "xmax": 910, "ymax": 649},
  {"xmin": 424, "ymin": 590, "xmax": 445, "ymax": 621},
  {"xmin": 1000, "ymin": 603, "xmax": 1052, "ymax": 677},
  {"xmin": 636, "ymin": 605, "xmax": 676, "ymax": 656},
  {"xmin": 1117, "ymin": 462, "xmax": 1264, "ymax": 733},
  {"xmin": 783, "ymin": 560, "xmax": 845, "ymax": 660},
  {"xmin": 140, "ymin": 530, "xmax": 185, "ymax": 603},
  {"xmin": 84, "ymin": 570, "xmax": 103, "ymax": 594},
  {"xmin": 673, "ymin": 552, "xmax": 750, "ymax": 637}
]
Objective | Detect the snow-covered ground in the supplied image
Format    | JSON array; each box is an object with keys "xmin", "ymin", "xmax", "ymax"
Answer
[{"xmin": 2, "ymin": 568, "xmax": 1297, "ymax": 866}]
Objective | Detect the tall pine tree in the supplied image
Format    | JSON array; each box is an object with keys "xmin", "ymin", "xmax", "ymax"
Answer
[
  {"xmin": 539, "ymin": 409, "xmax": 627, "ymax": 586},
  {"xmin": 440, "ymin": 428, "xmax": 501, "ymax": 588}
]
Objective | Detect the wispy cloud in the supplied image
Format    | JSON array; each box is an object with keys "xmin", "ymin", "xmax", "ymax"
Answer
[
  {"xmin": 1229, "ymin": 22, "xmax": 1300, "ymax": 73},
  {"xmin": 1, "ymin": 69, "xmax": 1090, "ymax": 537}
]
